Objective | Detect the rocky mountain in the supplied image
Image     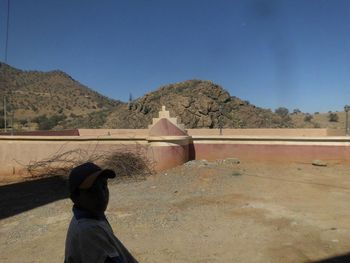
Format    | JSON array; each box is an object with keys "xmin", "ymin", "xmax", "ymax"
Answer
[
  {"xmin": 3, "ymin": 63, "xmax": 324, "ymax": 131},
  {"xmin": 104, "ymin": 80, "xmax": 294, "ymax": 129},
  {"xmin": 0, "ymin": 62, "xmax": 121, "ymax": 130}
]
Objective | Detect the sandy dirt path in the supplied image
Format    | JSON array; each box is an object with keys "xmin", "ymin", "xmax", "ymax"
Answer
[{"xmin": 1, "ymin": 161, "xmax": 350, "ymax": 262}]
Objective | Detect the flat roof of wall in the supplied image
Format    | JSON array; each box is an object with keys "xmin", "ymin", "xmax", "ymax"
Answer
[
  {"xmin": 78, "ymin": 129, "xmax": 149, "ymax": 136},
  {"xmin": 187, "ymin": 128, "xmax": 345, "ymax": 137},
  {"xmin": 0, "ymin": 129, "xmax": 79, "ymax": 136}
]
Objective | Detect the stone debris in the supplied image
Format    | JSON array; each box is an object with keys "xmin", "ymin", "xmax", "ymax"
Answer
[
  {"xmin": 312, "ymin": 160, "xmax": 328, "ymax": 167},
  {"xmin": 195, "ymin": 160, "xmax": 218, "ymax": 168},
  {"xmin": 184, "ymin": 160, "xmax": 210, "ymax": 167},
  {"xmin": 183, "ymin": 158, "xmax": 240, "ymax": 168},
  {"xmin": 216, "ymin": 158, "xmax": 240, "ymax": 166}
]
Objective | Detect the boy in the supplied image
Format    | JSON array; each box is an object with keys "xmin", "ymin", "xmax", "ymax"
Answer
[{"xmin": 65, "ymin": 162, "xmax": 138, "ymax": 263}]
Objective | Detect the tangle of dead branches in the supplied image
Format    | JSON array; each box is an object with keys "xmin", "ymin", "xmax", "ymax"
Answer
[
  {"xmin": 100, "ymin": 151, "xmax": 154, "ymax": 183},
  {"xmin": 25, "ymin": 144, "xmax": 154, "ymax": 181}
]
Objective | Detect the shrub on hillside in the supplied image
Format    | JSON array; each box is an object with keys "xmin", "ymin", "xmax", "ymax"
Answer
[
  {"xmin": 275, "ymin": 107, "xmax": 289, "ymax": 117},
  {"xmin": 274, "ymin": 107, "xmax": 292, "ymax": 127},
  {"xmin": 293, "ymin": 109, "xmax": 301, "ymax": 114},
  {"xmin": 33, "ymin": 114, "xmax": 66, "ymax": 130},
  {"xmin": 61, "ymin": 110, "xmax": 109, "ymax": 129},
  {"xmin": 31, "ymin": 105, "xmax": 38, "ymax": 112},
  {"xmin": 313, "ymin": 122, "xmax": 321, "ymax": 128},
  {"xmin": 328, "ymin": 113, "xmax": 339, "ymax": 122},
  {"xmin": 19, "ymin": 119, "xmax": 28, "ymax": 126},
  {"xmin": 304, "ymin": 114, "xmax": 313, "ymax": 122}
]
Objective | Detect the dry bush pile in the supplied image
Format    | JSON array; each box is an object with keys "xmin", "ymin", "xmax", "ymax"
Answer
[
  {"xmin": 25, "ymin": 145, "xmax": 154, "ymax": 181},
  {"xmin": 101, "ymin": 152, "xmax": 153, "ymax": 182},
  {"xmin": 26, "ymin": 149, "xmax": 88, "ymax": 178}
]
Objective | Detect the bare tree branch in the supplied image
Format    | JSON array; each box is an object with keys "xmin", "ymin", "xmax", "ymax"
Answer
[{"xmin": 24, "ymin": 143, "xmax": 154, "ymax": 181}]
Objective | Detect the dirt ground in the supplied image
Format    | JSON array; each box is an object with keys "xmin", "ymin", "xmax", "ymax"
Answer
[{"xmin": 1, "ymin": 160, "xmax": 350, "ymax": 263}]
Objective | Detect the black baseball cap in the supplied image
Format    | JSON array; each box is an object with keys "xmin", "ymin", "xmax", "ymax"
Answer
[{"xmin": 68, "ymin": 162, "xmax": 116, "ymax": 193}]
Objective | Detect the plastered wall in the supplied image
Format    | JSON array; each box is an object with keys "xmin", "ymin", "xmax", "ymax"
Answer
[{"xmin": 0, "ymin": 105, "xmax": 349, "ymax": 181}]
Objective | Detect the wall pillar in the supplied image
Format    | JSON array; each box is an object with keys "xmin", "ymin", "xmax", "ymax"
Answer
[{"xmin": 147, "ymin": 106, "xmax": 190, "ymax": 172}]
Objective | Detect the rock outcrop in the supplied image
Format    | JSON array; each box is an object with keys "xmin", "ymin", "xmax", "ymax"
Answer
[{"xmin": 104, "ymin": 80, "xmax": 294, "ymax": 129}]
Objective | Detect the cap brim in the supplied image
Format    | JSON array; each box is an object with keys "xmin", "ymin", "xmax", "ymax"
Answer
[
  {"xmin": 79, "ymin": 169, "xmax": 116, "ymax": 190},
  {"xmin": 99, "ymin": 169, "xmax": 116, "ymax": 179}
]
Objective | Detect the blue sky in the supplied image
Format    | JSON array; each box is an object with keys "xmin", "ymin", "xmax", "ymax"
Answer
[{"xmin": 1, "ymin": 0, "xmax": 350, "ymax": 113}]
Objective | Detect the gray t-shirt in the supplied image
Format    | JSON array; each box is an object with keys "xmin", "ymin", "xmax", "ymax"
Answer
[{"xmin": 65, "ymin": 216, "xmax": 137, "ymax": 263}]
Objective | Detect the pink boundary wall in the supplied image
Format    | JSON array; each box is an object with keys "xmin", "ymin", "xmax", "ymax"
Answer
[
  {"xmin": 1, "ymin": 130, "xmax": 350, "ymax": 178},
  {"xmin": 0, "ymin": 137, "xmax": 149, "ymax": 177},
  {"xmin": 0, "ymin": 107, "xmax": 350, "ymax": 179},
  {"xmin": 1, "ymin": 134, "xmax": 350, "ymax": 178},
  {"xmin": 191, "ymin": 143, "xmax": 350, "ymax": 163}
]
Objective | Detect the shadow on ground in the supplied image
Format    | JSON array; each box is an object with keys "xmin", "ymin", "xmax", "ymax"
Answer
[
  {"xmin": 311, "ymin": 253, "xmax": 350, "ymax": 263},
  {"xmin": 0, "ymin": 176, "xmax": 68, "ymax": 220}
]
